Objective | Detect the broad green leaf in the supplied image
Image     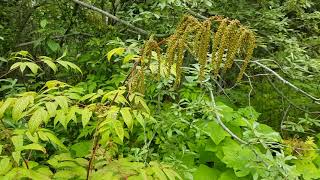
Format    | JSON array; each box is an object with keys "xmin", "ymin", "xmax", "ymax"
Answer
[
  {"xmin": 81, "ymin": 108, "xmax": 92, "ymax": 128},
  {"xmin": 12, "ymin": 96, "xmax": 30, "ymax": 121},
  {"xmin": 10, "ymin": 62, "xmax": 23, "ymax": 70},
  {"xmin": 152, "ymin": 166, "xmax": 167, "ymax": 180},
  {"xmin": 65, "ymin": 61, "xmax": 82, "ymax": 74},
  {"xmin": 56, "ymin": 60, "xmax": 82, "ymax": 73},
  {"xmin": 28, "ymin": 107, "xmax": 48, "ymax": 134},
  {"xmin": 70, "ymin": 141, "xmax": 92, "ymax": 157},
  {"xmin": 45, "ymin": 102, "xmax": 57, "ymax": 117},
  {"xmin": 163, "ymin": 168, "xmax": 182, "ymax": 180},
  {"xmin": 113, "ymin": 120, "xmax": 124, "ymax": 142},
  {"xmin": 133, "ymin": 110, "xmax": 145, "ymax": 129},
  {"xmin": 0, "ymin": 157, "xmax": 12, "ymax": 175},
  {"xmin": 120, "ymin": 107, "xmax": 133, "ymax": 131},
  {"xmin": 193, "ymin": 164, "xmax": 221, "ymax": 180},
  {"xmin": 41, "ymin": 57, "xmax": 57, "ymax": 72},
  {"xmin": 5, "ymin": 168, "xmax": 51, "ymax": 180},
  {"xmin": 19, "ymin": 63, "xmax": 27, "ymax": 73},
  {"xmin": 54, "ymin": 96, "xmax": 69, "ymax": 110},
  {"xmin": 45, "ymin": 80, "xmax": 67, "ymax": 89},
  {"xmin": 205, "ymin": 121, "xmax": 229, "ymax": 145},
  {"xmin": 23, "ymin": 143, "xmax": 46, "ymax": 153},
  {"xmin": 47, "ymin": 40, "xmax": 60, "ymax": 52},
  {"xmin": 65, "ymin": 106, "xmax": 78, "ymax": 126},
  {"xmin": 26, "ymin": 131, "xmax": 39, "ymax": 143},
  {"xmin": 11, "ymin": 135, "xmax": 23, "ymax": 150},
  {"xmin": 54, "ymin": 109, "xmax": 66, "ymax": 127},
  {"xmin": 0, "ymin": 98, "xmax": 15, "ymax": 119},
  {"xmin": 12, "ymin": 151, "xmax": 21, "ymax": 165},
  {"xmin": 123, "ymin": 54, "xmax": 137, "ymax": 63},
  {"xmin": 26, "ymin": 62, "xmax": 40, "ymax": 74},
  {"xmin": 135, "ymin": 96, "xmax": 150, "ymax": 113},
  {"xmin": 39, "ymin": 130, "xmax": 67, "ymax": 150},
  {"xmin": 107, "ymin": 47, "xmax": 125, "ymax": 61}
]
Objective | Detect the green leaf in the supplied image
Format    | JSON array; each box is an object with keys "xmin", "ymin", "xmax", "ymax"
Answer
[
  {"xmin": 193, "ymin": 164, "xmax": 220, "ymax": 180},
  {"xmin": 39, "ymin": 129, "xmax": 67, "ymax": 150},
  {"xmin": 47, "ymin": 40, "xmax": 60, "ymax": 52},
  {"xmin": 163, "ymin": 168, "xmax": 183, "ymax": 180},
  {"xmin": 135, "ymin": 96, "xmax": 150, "ymax": 113},
  {"xmin": 0, "ymin": 157, "xmax": 12, "ymax": 175},
  {"xmin": 107, "ymin": 47, "xmax": 125, "ymax": 61},
  {"xmin": 26, "ymin": 62, "xmax": 41, "ymax": 74},
  {"xmin": 19, "ymin": 63, "xmax": 27, "ymax": 73},
  {"xmin": 56, "ymin": 60, "xmax": 82, "ymax": 73},
  {"xmin": 113, "ymin": 120, "xmax": 124, "ymax": 142},
  {"xmin": 70, "ymin": 141, "xmax": 92, "ymax": 157},
  {"xmin": 81, "ymin": 108, "xmax": 92, "ymax": 128},
  {"xmin": 0, "ymin": 98, "xmax": 15, "ymax": 119},
  {"xmin": 23, "ymin": 143, "xmax": 46, "ymax": 153},
  {"xmin": 123, "ymin": 54, "xmax": 137, "ymax": 63},
  {"xmin": 10, "ymin": 62, "xmax": 23, "ymax": 70},
  {"xmin": 12, "ymin": 151, "xmax": 21, "ymax": 165},
  {"xmin": 205, "ymin": 121, "xmax": 229, "ymax": 145},
  {"xmin": 54, "ymin": 96, "xmax": 69, "ymax": 110},
  {"xmin": 40, "ymin": 56, "xmax": 57, "ymax": 72},
  {"xmin": 152, "ymin": 166, "xmax": 167, "ymax": 180},
  {"xmin": 28, "ymin": 107, "xmax": 48, "ymax": 134},
  {"xmin": 12, "ymin": 96, "xmax": 33, "ymax": 121},
  {"xmin": 120, "ymin": 107, "xmax": 133, "ymax": 131},
  {"xmin": 40, "ymin": 19, "xmax": 48, "ymax": 28},
  {"xmin": 45, "ymin": 102, "xmax": 57, "ymax": 117},
  {"xmin": 133, "ymin": 110, "xmax": 145, "ymax": 129}
]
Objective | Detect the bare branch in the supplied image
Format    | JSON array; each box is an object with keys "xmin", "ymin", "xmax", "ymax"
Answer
[
  {"xmin": 72, "ymin": 0, "xmax": 168, "ymax": 38},
  {"xmin": 209, "ymin": 89, "xmax": 248, "ymax": 144},
  {"xmin": 252, "ymin": 60, "xmax": 320, "ymax": 102}
]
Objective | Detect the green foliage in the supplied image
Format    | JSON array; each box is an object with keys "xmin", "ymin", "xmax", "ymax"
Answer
[{"xmin": 1, "ymin": 0, "xmax": 320, "ymax": 179}]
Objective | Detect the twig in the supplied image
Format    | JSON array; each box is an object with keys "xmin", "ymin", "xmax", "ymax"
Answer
[
  {"xmin": 73, "ymin": 0, "xmax": 168, "ymax": 38},
  {"xmin": 209, "ymin": 88, "xmax": 247, "ymax": 144},
  {"xmin": 16, "ymin": 32, "xmax": 92, "ymax": 47},
  {"xmin": 252, "ymin": 60, "xmax": 320, "ymax": 102},
  {"xmin": 281, "ymin": 105, "xmax": 291, "ymax": 137}
]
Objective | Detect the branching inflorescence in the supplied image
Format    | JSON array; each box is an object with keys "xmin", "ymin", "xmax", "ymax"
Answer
[{"xmin": 129, "ymin": 15, "xmax": 256, "ymax": 92}]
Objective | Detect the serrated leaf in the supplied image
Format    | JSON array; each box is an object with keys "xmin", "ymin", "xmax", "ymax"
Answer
[
  {"xmin": 23, "ymin": 143, "xmax": 46, "ymax": 153},
  {"xmin": 12, "ymin": 96, "xmax": 33, "ymax": 121},
  {"xmin": 26, "ymin": 62, "xmax": 40, "ymax": 74},
  {"xmin": 45, "ymin": 102, "xmax": 57, "ymax": 117},
  {"xmin": 120, "ymin": 107, "xmax": 133, "ymax": 131},
  {"xmin": 113, "ymin": 120, "xmax": 124, "ymax": 142},
  {"xmin": 81, "ymin": 108, "xmax": 92, "ymax": 128},
  {"xmin": 0, "ymin": 98, "xmax": 15, "ymax": 119},
  {"xmin": 163, "ymin": 168, "xmax": 182, "ymax": 180},
  {"xmin": 54, "ymin": 96, "xmax": 68, "ymax": 110},
  {"xmin": 107, "ymin": 47, "xmax": 125, "ymax": 61},
  {"xmin": 28, "ymin": 107, "xmax": 48, "ymax": 134}
]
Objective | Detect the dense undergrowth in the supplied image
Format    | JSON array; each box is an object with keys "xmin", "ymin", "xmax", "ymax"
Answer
[{"xmin": 1, "ymin": 0, "xmax": 320, "ymax": 179}]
